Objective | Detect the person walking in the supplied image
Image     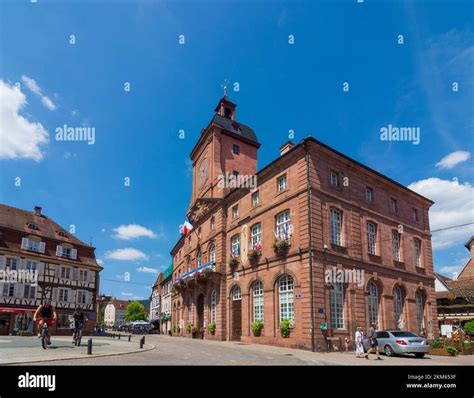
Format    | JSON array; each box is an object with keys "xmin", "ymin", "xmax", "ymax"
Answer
[
  {"xmin": 366, "ymin": 322, "xmax": 382, "ymax": 360},
  {"xmin": 355, "ymin": 326, "xmax": 365, "ymax": 358}
]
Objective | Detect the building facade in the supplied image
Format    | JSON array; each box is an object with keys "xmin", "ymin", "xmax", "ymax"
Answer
[
  {"xmin": 150, "ymin": 273, "xmax": 162, "ymax": 323},
  {"xmin": 159, "ymin": 265, "xmax": 173, "ymax": 334},
  {"xmin": 435, "ymin": 236, "xmax": 474, "ymax": 329},
  {"xmin": 0, "ymin": 205, "xmax": 102, "ymax": 335},
  {"xmin": 169, "ymin": 96, "xmax": 438, "ymax": 350},
  {"xmin": 104, "ymin": 299, "xmax": 129, "ymax": 327}
]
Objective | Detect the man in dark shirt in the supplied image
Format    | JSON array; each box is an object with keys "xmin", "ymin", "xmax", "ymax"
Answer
[{"xmin": 72, "ymin": 307, "xmax": 87, "ymax": 343}]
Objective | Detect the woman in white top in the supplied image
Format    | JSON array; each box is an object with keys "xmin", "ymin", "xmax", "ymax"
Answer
[{"xmin": 355, "ymin": 326, "xmax": 365, "ymax": 358}]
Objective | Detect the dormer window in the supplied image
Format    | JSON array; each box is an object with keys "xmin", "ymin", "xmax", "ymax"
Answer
[
  {"xmin": 27, "ymin": 222, "xmax": 38, "ymax": 230},
  {"xmin": 58, "ymin": 231, "xmax": 67, "ymax": 238}
]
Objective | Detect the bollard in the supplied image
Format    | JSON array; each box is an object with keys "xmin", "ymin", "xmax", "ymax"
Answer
[
  {"xmin": 142, "ymin": 335, "xmax": 145, "ymax": 344},
  {"xmin": 140, "ymin": 336, "xmax": 144, "ymax": 349},
  {"xmin": 118, "ymin": 334, "xmax": 121, "ymax": 340},
  {"xmin": 87, "ymin": 338, "xmax": 92, "ymax": 355},
  {"xmin": 128, "ymin": 335, "xmax": 131, "ymax": 342}
]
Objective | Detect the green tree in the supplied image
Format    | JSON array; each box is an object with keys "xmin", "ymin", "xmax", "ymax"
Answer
[
  {"xmin": 124, "ymin": 301, "xmax": 147, "ymax": 322},
  {"xmin": 464, "ymin": 320, "xmax": 474, "ymax": 335}
]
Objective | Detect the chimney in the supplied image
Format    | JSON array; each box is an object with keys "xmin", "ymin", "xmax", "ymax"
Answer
[
  {"xmin": 279, "ymin": 141, "xmax": 295, "ymax": 156},
  {"xmin": 34, "ymin": 206, "xmax": 42, "ymax": 216}
]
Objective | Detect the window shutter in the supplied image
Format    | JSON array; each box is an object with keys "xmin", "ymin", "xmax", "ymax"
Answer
[
  {"xmin": 56, "ymin": 245, "xmax": 63, "ymax": 257},
  {"xmin": 18, "ymin": 259, "xmax": 26, "ymax": 270},
  {"xmin": 72, "ymin": 267, "xmax": 78, "ymax": 281},
  {"xmin": 0, "ymin": 256, "xmax": 5, "ymax": 271},
  {"xmin": 71, "ymin": 249, "xmax": 78, "ymax": 260},
  {"xmin": 2, "ymin": 283, "xmax": 8, "ymax": 296},
  {"xmin": 15, "ymin": 284, "xmax": 23, "ymax": 298},
  {"xmin": 55, "ymin": 264, "xmax": 61, "ymax": 278},
  {"xmin": 21, "ymin": 238, "xmax": 29, "ymax": 250},
  {"xmin": 52, "ymin": 287, "xmax": 59, "ymax": 303},
  {"xmin": 37, "ymin": 262, "xmax": 44, "ymax": 276},
  {"xmin": 70, "ymin": 289, "xmax": 76, "ymax": 303},
  {"xmin": 39, "ymin": 241, "xmax": 46, "ymax": 254},
  {"xmin": 88, "ymin": 271, "xmax": 95, "ymax": 284},
  {"xmin": 87, "ymin": 291, "xmax": 93, "ymax": 305}
]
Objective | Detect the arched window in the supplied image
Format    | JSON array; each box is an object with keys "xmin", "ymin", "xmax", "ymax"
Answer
[
  {"xmin": 393, "ymin": 286, "xmax": 404, "ymax": 330},
  {"xmin": 330, "ymin": 282, "xmax": 344, "ymax": 329},
  {"xmin": 210, "ymin": 290, "xmax": 217, "ymax": 323},
  {"xmin": 232, "ymin": 285, "xmax": 242, "ymax": 301},
  {"xmin": 415, "ymin": 290, "xmax": 425, "ymax": 333},
  {"xmin": 278, "ymin": 275, "xmax": 294, "ymax": 322},
  {"xmin": 253, "ymin": 281, "xmax": 264, "ymax": 322},
  {"xmin": 196, "ymin": 249, "xmax": 202, "ymax": 267},
  {"xmin": 250, "ymin": 223, "xmax": 262, "ymax": 249},
  {"xmin": 367, "ymin": 281, "xmax": 379, "ymax": 325},
  {"xmin": 209, "ymin": 244, "xmax": 216, "ymax": 263}
]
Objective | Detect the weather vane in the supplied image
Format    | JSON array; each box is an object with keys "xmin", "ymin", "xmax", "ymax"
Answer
[{"xmin": 221, "ymin": 79, "xmax": 228, "ymax": 96}]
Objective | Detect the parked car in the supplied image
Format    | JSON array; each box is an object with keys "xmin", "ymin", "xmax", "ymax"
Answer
[{"xmin": 363, "ymin": 330, "xmax": 430, "ymax": 358}]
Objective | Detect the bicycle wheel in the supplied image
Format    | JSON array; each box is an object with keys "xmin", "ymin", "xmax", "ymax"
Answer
[
  {"xmin": 77, "ymin": 330, "xmax": 82, "ymax": 346},
  {"xmin": 41, "ymin": 329, "xmax": 48, "ymax": 349}
]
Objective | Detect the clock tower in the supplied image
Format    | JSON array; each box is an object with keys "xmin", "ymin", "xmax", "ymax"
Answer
[{"xmin": 188, "ymin": 94, "xmax": 260, "ymax": 215}]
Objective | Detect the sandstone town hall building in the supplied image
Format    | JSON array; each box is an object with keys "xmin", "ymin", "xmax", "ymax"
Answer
[{"xmin": 169, "ymin": 94, "xmax": 438, "ymax": 350}]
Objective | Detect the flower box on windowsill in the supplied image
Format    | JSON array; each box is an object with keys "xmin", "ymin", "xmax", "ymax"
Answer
[
  {"xmin": 248, "ymin": 247, "xmax": 262, "ymax": 261},
  {"xmin": 228, "ymin": 257, "xmax": 240, "ymax": 270},
  {"xmin": 273, "ymin": 240, "xmax": 290, "ymax": 256}
]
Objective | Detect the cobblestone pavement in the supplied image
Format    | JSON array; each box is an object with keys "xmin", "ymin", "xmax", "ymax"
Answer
[
  {"xmin": 0, "ymin": 335, "xmax": 154, "ymax": 365},
  {"xmin": 7, "ymin": 334, "xmax": 472, "ymax": 366}
]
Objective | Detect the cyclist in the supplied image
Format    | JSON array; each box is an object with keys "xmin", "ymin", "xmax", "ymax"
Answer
[
  {"xmin": 33, "ymin": 299, "xmax": 57, "ymax": 345},
  {"xmin": 72, "ymin": 307, "xmax": 87, "ymax": 344}
]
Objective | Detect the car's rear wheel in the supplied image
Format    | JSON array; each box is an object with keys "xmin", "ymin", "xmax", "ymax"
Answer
[
  {"xmin": 384, "ymin": 345, "xmax": 394, "ymax": 357},
  {"xmin": 414, "ymin": 353, "xmax": 425, "ymax": 358}
]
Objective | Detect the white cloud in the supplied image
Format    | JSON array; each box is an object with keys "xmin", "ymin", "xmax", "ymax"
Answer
[
  {"xmin": 121, "ymin": 292, "xmax": 144, "ymax": 300},
  {"xmin": 408, "ymin": 177, "xmax": 474, "ymax": 249},
  {"xmin": 96, "ymin": 259, "xmax": 104, "ymax": 266},
  {"xmin": 0, "ymin": 80, "xmax": 49, "ymax": 161},
  {"xmin": 21, "ymin": 75, "xmax": 56, "ymax": 111},
  {"xmin": 136, "ymin": 266, "xmax": 158, "ymax": 274},
  {"xmin": 435, "ymin": 151, "xmax": 471, "ymax": 169},
  {"xmin": 112, "ymin": 224, "xmax": 157, "ymax": 240},
  {"xmin": 104, "ymin": 248, "xmax": 149, "ymax": 261}
]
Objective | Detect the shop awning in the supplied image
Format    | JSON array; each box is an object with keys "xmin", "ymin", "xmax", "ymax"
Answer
[{"xmin": 0, "ymin": 307, "xmax": 36, "ymax": 314}]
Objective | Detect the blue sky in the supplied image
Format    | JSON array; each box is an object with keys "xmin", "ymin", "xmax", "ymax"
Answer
[{"xmin": 0, "ymin": 0, "xmax": 473, "ymax": 301}]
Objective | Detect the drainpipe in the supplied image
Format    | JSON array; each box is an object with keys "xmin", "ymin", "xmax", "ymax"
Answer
[{"xmin": 304, "ymin": 141, "xmax": 316, "ymax": 352}]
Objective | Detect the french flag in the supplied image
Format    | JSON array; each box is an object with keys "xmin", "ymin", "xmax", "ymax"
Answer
[{"xmin": 179, "ymin": 219, "xmax": 193, "ymax": 235}]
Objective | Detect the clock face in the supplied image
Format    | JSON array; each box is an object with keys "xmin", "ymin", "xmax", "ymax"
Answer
[{"xmin": 197, "ymin": 159, "xmax": 208, "ymax": 189}]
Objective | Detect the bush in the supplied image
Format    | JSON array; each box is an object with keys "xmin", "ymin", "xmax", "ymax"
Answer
[
  {"xmin": 430, "ymin": 339, "xmax": 443, "ymax": 349},
  {"xmin": 280, "ymin": 320, "xmax": 291, "ymax": 338},
  {"xmin": 185, "ymin": 322, "xmax": 192, "ymax": 334},
  {"xmin": 446, "ymin": 346, "xmax": 458, "ymax": 356},
  {"xmin": 208, "ymin": 321, "xmax": 216, "ymax": 334},
  {"xmin": 464, "ymin": 320, "xmax": 474, "ymax": 335},
  {"xmin": 462, "ymin": 342, "xmax": 472, "ymax": 350},
  {"xmin": 251, "ymin": 321, "xmax": 264, "ymax": 337}
]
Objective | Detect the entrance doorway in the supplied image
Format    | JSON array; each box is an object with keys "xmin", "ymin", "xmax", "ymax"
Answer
[
  {"xmin": 0, "ymin": 314, "xmax": 10, "ymax": 335},
  {"xmin": 231, "ymin": 286, "xmax": 242, "ymax": 341},
  {"xmin": 197, "ymin": 294, "xmax": 205, "ymax": 329}
]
